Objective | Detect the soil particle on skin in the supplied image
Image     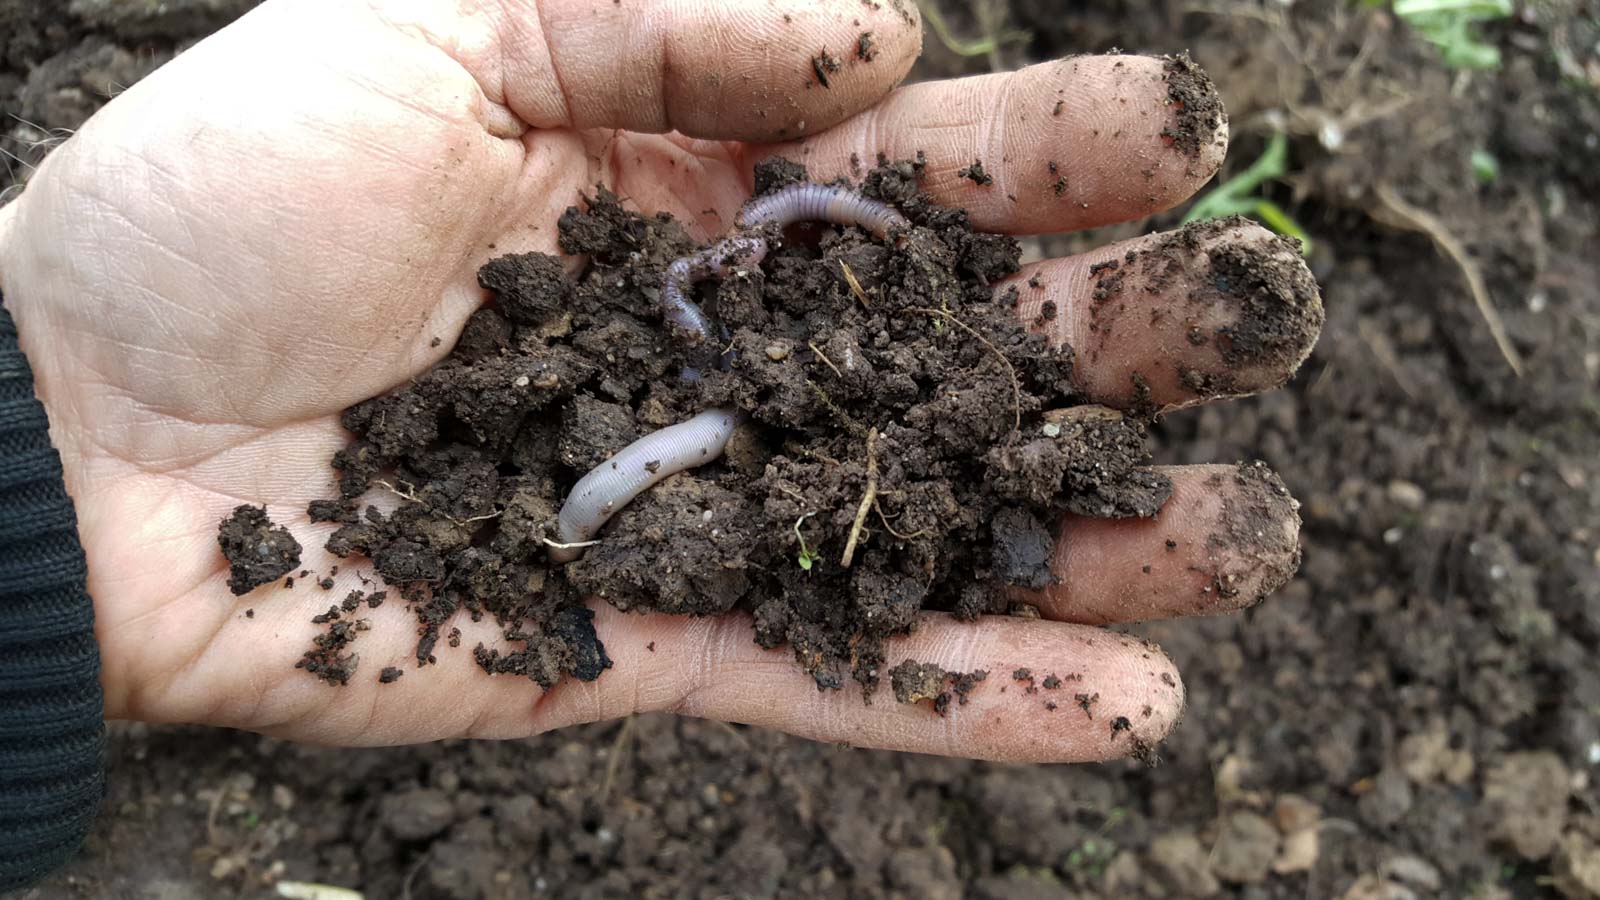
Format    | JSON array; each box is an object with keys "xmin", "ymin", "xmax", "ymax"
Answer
[
  {"xmin": 890, "ymin": 660, "xmax": 988, "ymax": 715},
  {"xmin": 812, "ymin": 49, "xmax": 842, "ymax": 88},
  {"xmin": 216, "ymin": 505, "xmax": 302, "ymax": 596},
  {"xmin": 297, "ymin": 613, "xmax": 369, "ymax": 686},
  {"xmin": 856, "ymin": 31, "xmax": 877, "ymax": 61},
  {"xmin": 1159, "ymin": 52, "xmax": 1225, "ymax": 160},
  {"xmin": 300, "ymin": 155, "xmax": 1175, "ymax": 699},
  {"xmin": 378, "ymin": 667, "xmax": 403, "ymax": 684},
  {"xmin": 957, "ymin": 159, "xmax": 994, "ymax": 186}
]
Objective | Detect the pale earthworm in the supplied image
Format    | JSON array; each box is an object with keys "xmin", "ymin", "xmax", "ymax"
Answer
[
  {"xmin": 547, "ymin": 408, "xmax": 742, "ymax": 562},
  {"xmin": 550, "ymin": 185, "xmax": 907, "ymax": 562}
]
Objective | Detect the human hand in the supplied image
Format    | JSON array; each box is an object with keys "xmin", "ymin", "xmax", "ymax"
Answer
[{"xmin": 0, "ymin": 0, "xmax": 1318, "ymax": 761}]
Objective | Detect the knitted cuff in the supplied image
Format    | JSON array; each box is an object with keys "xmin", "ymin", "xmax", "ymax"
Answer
[{"xmin": 0, "ymin": 289, "xmax": 105, "ymax": 893}]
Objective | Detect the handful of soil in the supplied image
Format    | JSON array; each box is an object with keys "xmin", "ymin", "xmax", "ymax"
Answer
[{"xmin": 287, "ymin": 156, "xmax": 1172, "ymax": 696}]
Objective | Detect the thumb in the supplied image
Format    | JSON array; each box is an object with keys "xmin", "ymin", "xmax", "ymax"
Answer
[{"xmin": 413, "ymin": 0, "xmax": 923, "ymax": 142}]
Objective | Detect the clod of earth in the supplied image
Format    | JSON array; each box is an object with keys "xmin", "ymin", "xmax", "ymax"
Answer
[
  {"xmin": 272, "ymin": 155, "xmax": 1176, "ymax": 697},
  {"xmin": 217, "ymin": 505, "xmax": 301, "ymax": 596}
]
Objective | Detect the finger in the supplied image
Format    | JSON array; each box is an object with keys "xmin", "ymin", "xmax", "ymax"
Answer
[
  {"xmin": 528, "ymin": 605, "xmax": 1183, "ymax": 764},
  {"xmin": 1019, "ymin": 463, "xmax": 1303, "ymax": 626},
  {"xmin": 1010, "ymin": 218, "xmax": 1323, "ymax": 411},
  {"xmin": 744, "ymin": 54, "xmax": 1227, "ymax": 233},
  {"xmin": 150, "ymin": 591, "xmax": 1172, "ymax": 765},
  {"xmin": 486, "ymin": 0, "xmax": 923, "ymax": 141}
]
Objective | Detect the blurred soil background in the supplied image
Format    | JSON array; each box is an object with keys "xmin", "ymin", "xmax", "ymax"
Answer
[{"xmin": 4, "ymin": 0, "xmax": 1599, "ymax": 897}]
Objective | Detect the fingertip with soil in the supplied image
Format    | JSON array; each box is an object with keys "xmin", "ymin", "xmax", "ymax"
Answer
[{"xmin": 1011, "ymin": 217, "xmax": 1324, "ymax": 411}]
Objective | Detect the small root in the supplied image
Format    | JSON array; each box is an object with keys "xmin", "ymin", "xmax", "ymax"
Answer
[
  {"xmin": 904, "ymin": 306, "xmax": 1023, "ymax": 432},
  {"xmin": 874, "ymin": 500, "xmax": 930, "ymax": 541},
  {"xmin": 543, "ymin": 537, "xmax": 601, "ymax": 551},
  {"xmin": 840, "ymin": 428, "xmax": 880, "ymax": 568},
  {"xmin": 376, "ymin": 479, "xmax": 501, "ymax": 527},
  {"xmin": 597, "ymin": 716, "xmax": 636, "ymax": 804},
  {"xmin": 1369, "ymin": 182, "xmax": 1523, "ymax": 377}
]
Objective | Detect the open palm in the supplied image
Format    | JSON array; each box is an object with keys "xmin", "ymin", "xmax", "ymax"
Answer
[{"xmin": 0, "ymin": 0, "xmax": 1317, "ymax": 761}]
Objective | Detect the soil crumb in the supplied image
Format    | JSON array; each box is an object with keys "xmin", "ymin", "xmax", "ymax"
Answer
[
  {"xmin": 302, "ymin": 156, "xmax": 1177, "ymax": 697},
  {"xmin": 217, "ymin": 505, "xmax": 302, "ymax": 596},
  {"xmin": 890, "ymin": 660, "xmax": 989, "ymax": 715},
  {"xmin": 958, "ymin": 159, "xmax": 994, "ymax": 185}
]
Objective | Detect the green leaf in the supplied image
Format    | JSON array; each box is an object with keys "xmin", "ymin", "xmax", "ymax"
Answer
[
  {"xmin": 1250, "ymin": 200, "xmax": 1314, "ymax": 256},
  {"xmin": 1471, "ymin": 148, "xmax": 1501, "ymax": 183}
]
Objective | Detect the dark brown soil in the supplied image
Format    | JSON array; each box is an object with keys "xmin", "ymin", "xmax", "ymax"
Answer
[
  {"xmin": 215, "ymin": 505, "xmax": 301, "ymax": 596},
  {"xmin": 9, "ymin": 0, "xmax": 1600, "ymax": 897},
  {"xmin": 309, "ymin": 156, "xmax": 1183, "ymax": 697}
]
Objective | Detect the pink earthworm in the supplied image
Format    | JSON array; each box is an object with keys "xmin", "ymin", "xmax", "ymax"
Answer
[{"xmin": 550, "ymin": 185, "xmax": 907, "ymax": 563}]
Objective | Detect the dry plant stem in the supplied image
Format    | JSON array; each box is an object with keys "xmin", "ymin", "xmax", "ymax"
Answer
[
  {"xmin": 838, "ymin": 259, "xmax": 872, "ymax": 307},
  {"xmin": 904, "ymin": 307, "xmax": 1023, "ymax": 431},
  {"xmin": 806, "ymin": 380, "xmax": 867, "ymax": 436},
  {"xmin": 840, "ymin": 428, "xmax": 880, "ymax": 568},
  {"xmin": 808, "ymin": 341, "xmax": 845, "ymax": 377},
  {"xmin": 1370, "ymin": 182, "xmax": 1524, "ymax": 377}
]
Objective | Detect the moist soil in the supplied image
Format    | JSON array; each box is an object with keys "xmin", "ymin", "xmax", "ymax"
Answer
[
  {"xmin": 216, "ymin": 505, "xmax": 302, "ymax": 596},
  {"xmin": 6, "ymin": 0, "xmax": 1600, "ymax": 898},
  {"xmin": 305, "ymin": 153, "xmax": 1196, "ymax": 699}
]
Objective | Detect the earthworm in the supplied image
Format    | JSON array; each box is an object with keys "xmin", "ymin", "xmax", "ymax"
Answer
[
  {"xmin": 659, "ymin": 184, "xmax": 910, "ymax": 345},
  {"xmin": 548, "ymin": 408, "xmax": 742, "ymax": 563},
  {"xmin": 550, "ymin": 185, "xmax": 908, "ymax": 562}
]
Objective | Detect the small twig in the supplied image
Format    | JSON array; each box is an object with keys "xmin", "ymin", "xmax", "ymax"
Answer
[
  {"xmin": 543, "ymin": 537, "xmax": 601, "ymax": 551},
  {"xmin": 808, "ymin": 341, "xmax": 844, "ymax": 378},
  {"xmin": 840, "ymin": 429, "xmax": 879, "ymax": 568},
  {"xmin": 904, "ymin": 307, "xmax": 1022, "ymax": 432},
  {"xmin": 838, "ymin": 260, "xmax": 872, "ymax": 308},
  {"xmin": 1369, "ymin": 182, "xmax": 1523, "ymax": 377},
  {"xmin": 874, "ymin": 500, "xmax": 930, "ymax": 541}
]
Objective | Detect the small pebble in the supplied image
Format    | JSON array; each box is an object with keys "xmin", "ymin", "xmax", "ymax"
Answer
[
  {"xmin": 1041, "ymin": 423, "xmax": 1061, "ymax": 438},
  {"xmin": 765, "ymin": 343, "xmax": 790, "ymax": 361},
  {"xmin": 1386, "ymin": 480, "xmax": 1425, "ymax": 510}
]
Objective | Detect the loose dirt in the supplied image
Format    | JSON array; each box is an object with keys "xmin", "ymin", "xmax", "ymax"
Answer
[{"xmin": 302, "ymin": 156, "xmax": 1182, "ymax": 696}]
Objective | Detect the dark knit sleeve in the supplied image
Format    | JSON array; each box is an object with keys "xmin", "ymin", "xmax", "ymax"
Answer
[{"xmin": 0, "ymin": 289, "xmax": 105, "ymax": 893}]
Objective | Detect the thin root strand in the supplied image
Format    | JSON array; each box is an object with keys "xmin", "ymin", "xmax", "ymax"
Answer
[{"xmin": 840, "ymin": 428, "xmax": 879, "ymax": 568}]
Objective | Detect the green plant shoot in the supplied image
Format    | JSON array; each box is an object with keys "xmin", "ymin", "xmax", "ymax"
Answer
[
  {"xmin": 1182, "ymin": 131, "xmax": 1313, "ymax": 256},
  {"xmin": 793, "ymin": 514, "xmax": 820, "ymax": 572},
  {"xmin": 1391, "ymin": 0, "xmax": 1513, "ymax": 70},
  {"xmin": 917, "ymin": 1, "xmax": 1031, "ymax": 58}
]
